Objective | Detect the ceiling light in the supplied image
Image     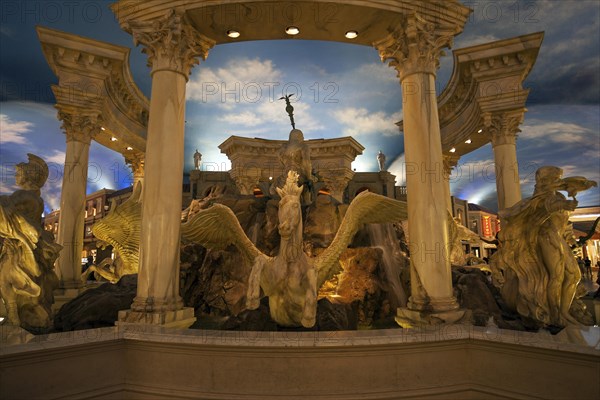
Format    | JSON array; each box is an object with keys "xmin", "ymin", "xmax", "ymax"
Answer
[
  {"xmin": 110, "ymin": 137, "xmax": 117, "ymax": 141},
  {"xmin": 126, "ymin": 146, "xmax": 133, "ymax": 151},
  {"xmin": 465, "ymin": 139, "xmax": 472, "ymax": 144},
  {"xmin": 227, "ymin": 30, "xmax": 240, "ymax": 38},
  {"xmin": 100, "ymin": 127, "xmax": 106, "ymax": 131},
  {"xmin": 449, "ymin": 147, "xmax": 456, "ymax": 153},
  {"xmin": 285, "ymin": 26, "xmax": 300, "ymax": 36},
  {"xmin": 477, "ymin": 128, "xmax": 483, "ymax": 133},
  {"xmin": 345, "ymin": 31, "xmax": 358, "ymax": 39}
]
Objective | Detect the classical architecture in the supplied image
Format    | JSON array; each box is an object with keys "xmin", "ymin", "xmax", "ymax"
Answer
[
  {"xmin": 34, "ymin": 1, "xmax": 544, "ymax": 328},
  {"xmin": 4, "ymin": 3, "xmax": 596, "ymax": 400}
]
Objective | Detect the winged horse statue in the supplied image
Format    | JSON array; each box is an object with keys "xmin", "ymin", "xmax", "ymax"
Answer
[{"xmin": 181, "ymin": 171, "xmax": 408, "ymax": 328}]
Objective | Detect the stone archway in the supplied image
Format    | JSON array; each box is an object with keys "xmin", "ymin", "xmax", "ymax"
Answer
[{"xmin": 110, "ymin": 0, "xmax": 473, "ymax": 327}]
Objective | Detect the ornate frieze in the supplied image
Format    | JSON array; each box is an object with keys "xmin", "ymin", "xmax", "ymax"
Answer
[{"xmin": 125, "ymin": 10, "xmax": 215, "ymax": 78}]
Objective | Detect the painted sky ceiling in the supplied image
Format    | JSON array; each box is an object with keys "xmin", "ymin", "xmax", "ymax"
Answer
[{"xmin": 1, "ymin": 1, "xmax": 598, "ymax": 213}]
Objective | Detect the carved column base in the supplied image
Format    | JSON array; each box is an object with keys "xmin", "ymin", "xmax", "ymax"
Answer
[
  {"xmin": 117, "ymin": 307, "xmax": 196, "ymax": 329},
  {"xmin": 395, "ymin": 307, "xmax": 465, "ymax": 328}
]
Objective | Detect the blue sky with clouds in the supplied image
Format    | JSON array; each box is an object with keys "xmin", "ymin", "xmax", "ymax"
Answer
[{"xmin": 1, "ymin": 0, "xmax": 599, "ymax": 213}]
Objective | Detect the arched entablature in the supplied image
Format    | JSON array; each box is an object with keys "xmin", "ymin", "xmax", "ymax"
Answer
[{"xmin": 37, "ymin": 26, "xmax": 148, "ymax": 156}]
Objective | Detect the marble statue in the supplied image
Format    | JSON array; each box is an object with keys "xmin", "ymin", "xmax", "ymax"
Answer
[
  {"xmin": 181, "ymin": 170, "xmax": 408, "ymax": 327},
  {"xmin": 377, "ymin": 150, "xmax": 386, "ymax": 172},
  {"xmin": 0, "ymin": 154, "xmax": 61, "ymax": 327},
  {"xmin": 83, "ymin": 182, "xmax": 142, "ymax": 283},
  {"xmin": 193, "ymin": 149, "xmax": 202, "ymax": 170},
  {"xmin": 447, "ymin": 213, "xmax": 480, "ymax": 266},
  {"xmin": 490, "ymin": 166, "xmax": 597, "ymax": 327},
  {"xmin": 270, "ymin": 129, "xmax": 315, "ymax": 203}
]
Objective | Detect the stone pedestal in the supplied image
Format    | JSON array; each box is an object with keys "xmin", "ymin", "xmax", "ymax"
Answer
[
  {"xmin": 55, "ymin": 111, "xmax": 101, "ymax": 291},
  {"xmin": 117, "ymin": 10, "xmax": 213, "ymax": 328},
  {"xmin": 117, "ymin": 307, "xmax": 196, "ymax": 329}
]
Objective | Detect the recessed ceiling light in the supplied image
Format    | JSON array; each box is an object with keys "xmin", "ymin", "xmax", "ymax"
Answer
[
  {"xmin": 126, "ymin": 146, "xmax": 133, "ymax": 151},
  {"xmin": 100, "ymin": 127, "xmax": 106, "ymax": 131},
  {"xmin": 345, "ymin": 31, "xmax": 358, "ymax": 39},
  {"xmin": 227, "ymin": 30, "xmax": 240, "ymax": 38},
  {"xmin": 465, "ymin": 139, "xmax": 472, "ymax": 144},
  {"xmin": 110, "ymin": 137, "xmax": 117, "ymax": 141},
  {"xmin": 477, "ymin": 128, "xmax": 483, "ymax": 133},
  {"xmin": 449, "ymin": 147, "xmax": 456, "ymax": 153},
  {"xmin": 285, "ymin": 26, "xmax": 300, "ymax": 35}
]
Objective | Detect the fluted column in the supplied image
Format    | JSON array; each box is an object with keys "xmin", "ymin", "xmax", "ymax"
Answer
[
  {"xmin": 55, "ymin": 110, "xmax": 101, "ymax": 289},
  {"xmin": 117, "ymin": 10, "xmax": 214, "ymax": 327},
  {"xmin": 375, "ymin": 12, "xmax": 465, "ymax": 326},
  {"xmin": 485, "ymin": 111, "xmax": 524, "ymax": 210}
]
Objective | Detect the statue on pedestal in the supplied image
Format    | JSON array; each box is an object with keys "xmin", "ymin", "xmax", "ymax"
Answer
[
  {"xmin": 377, "ymin": 150, "xmax": 386, "ymax": 172},
  {"xmin": 270, "ymin": 129, "xmax": 316, "ymax": 203},
  {"xmin": 0, "ymin": 154, "xmax": 60, "ymax": 328},
  {"xmin": 181, "ymin": 170, "xmax": 408, "ymax": 328},
  {"xmin": 490, "ymin": 166, "xmax": 597, "ymax": 327},
  {"xmin": 193, "ymin": 149, "xmax": 202, "ymax": 170}
]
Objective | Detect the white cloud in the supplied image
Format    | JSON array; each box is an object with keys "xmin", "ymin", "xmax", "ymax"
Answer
[
  {"xmin": 521, "ymin": 122, "xmax": 593, "ymax": 144},
  {"xmin": 332, "ymin": 107, "xmax": 402, "ymax": 137},
  {"xmin": 43, "ymin": 149, "xmax": 66, "ymax": 165},
  {"xmin": 0, "ymin": 114, "xmax": 33, "ymax": 144},
  {"xmin": 219, "ymin": 111, "xmax": 263, "ymax": 126},
  {"xmin": 187, "ymin": 58, "xmax": 283, "ymax": 104}
]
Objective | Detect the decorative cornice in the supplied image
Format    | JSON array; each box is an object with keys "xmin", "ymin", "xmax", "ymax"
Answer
[
  {"xmin": 37, "ymin": 26, "xmax": 148, "ymax": 157},
  {"xmin": 374, "ymin": 12, "xmax": 458, "ymax": 80},
  {"xmin": 125, "ymin": 10, "xmax": 215, "ymax": 79}
]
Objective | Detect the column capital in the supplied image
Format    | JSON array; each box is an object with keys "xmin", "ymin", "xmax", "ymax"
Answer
[
  {"xmin": 483, "ymin": 110, "xmax": 525, "ymax": 147},
  {"xmin": 374, "ymin": 13, "xmax": 457, "ymax": 81},
  {"xmin": 126, "ymin": 152, "xmax": 145, "ymax": 182},
  {"xmin": 125, "ymin": 9, "xmax": 215, "ymax": 79},
  {"xmin": 442, "ymin": 154, "xmax": 461, "ymax": 176},
  {"xmin": 57, "ymin": 109, "xmax": 102, "ymax": 144}
]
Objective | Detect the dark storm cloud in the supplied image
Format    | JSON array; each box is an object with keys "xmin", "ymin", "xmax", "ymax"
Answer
[{"xmin": 456, "ymin": 0, "xmax": 600, "ymax": 105}]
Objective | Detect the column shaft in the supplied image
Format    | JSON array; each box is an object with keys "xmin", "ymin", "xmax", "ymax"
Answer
[
  {"xmin": 493, "ymin": 142, "xmax": 521, "ymax": 210},
  {"xmin": 402, "ymin": 73, "xmax": 458, "ymax": 311},
  {"xmin": 132, "ymin": 70, "xmax": 186, "ymax": 312},
  {"xmin": 55, "ymin": 138, "xmax": 90, "ymax": 288}
]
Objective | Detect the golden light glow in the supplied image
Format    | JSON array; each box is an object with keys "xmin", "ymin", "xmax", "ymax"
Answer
[{"xmin": 285, "ymin": 26, "xmax": 300, "ymax": 35}]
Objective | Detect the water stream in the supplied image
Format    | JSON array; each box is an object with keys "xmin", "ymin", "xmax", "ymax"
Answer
[{"xmin": 366, "ymin": 223, "xmax": 409, "ymax": 308}]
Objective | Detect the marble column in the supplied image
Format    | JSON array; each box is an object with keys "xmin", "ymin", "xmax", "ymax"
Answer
[
  {"xmin": 375, "ymin": 15, "xmax": 464, "ymax": 326},
  {"xmin": 118, "ymin": 10, "xmax": 214, "ymax": 327},
  {"xmin": 55, "ymin": 110, "xmax": 101, "ymax": 290},
  {"xmin": 487, "ymin": 112, "xmax": 524, "ymax": 210}
]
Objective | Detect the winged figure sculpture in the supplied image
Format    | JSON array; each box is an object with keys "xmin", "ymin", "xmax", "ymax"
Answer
[
  {"xmin": 181, "ymin": 170, "xmax": 408, "ymax": 328},
  {"xmin": 84, "ymin": 182, "xmax": 142, "ymax": 283}
]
